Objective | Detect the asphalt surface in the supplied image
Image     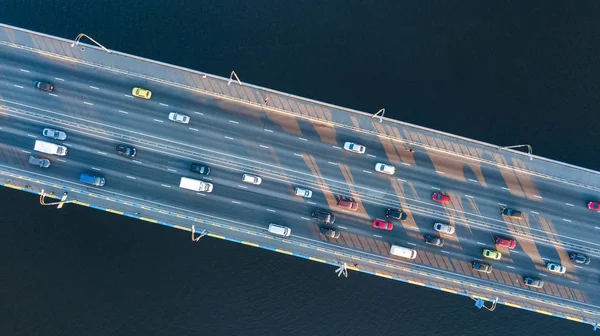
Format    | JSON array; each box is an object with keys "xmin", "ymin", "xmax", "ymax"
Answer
[{"xmin": 1, "ymin": 42, "xmax": 600, "ymax": 313}]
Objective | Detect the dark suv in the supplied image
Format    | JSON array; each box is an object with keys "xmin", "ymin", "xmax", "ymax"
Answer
[
  {"xmin": 190, "ymin": 163, "xmax": 210, "ymax": 176},
  {"xmin": 320, "ymin": 227, "xmax": 341, "ymax": 239},
  {"xmin": 386, "ymin": 208, "xmax": 407, "ymax": 220},
  {"xmin": 569, "ymin": 252, "xmax": 591, "ymax": 265},
  {"xmin": 35, "ymin": 81, "xmax": 54, "ymax": 92},
  {"xmin": 116, "ymin": 144, "xmax": 137, "ymax": 158},
  {"xmin": 312, "ymin": 210, "xmax": 335, "ymax": 224},
  {"xmin": 424, "ymin": 235, "xmax": 444, "ymax": 247}
]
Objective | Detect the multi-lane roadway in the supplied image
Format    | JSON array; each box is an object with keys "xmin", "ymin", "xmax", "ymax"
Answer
[{"xmin": 1, "ymin": 25, "xmax": 600, "ymax": 323}]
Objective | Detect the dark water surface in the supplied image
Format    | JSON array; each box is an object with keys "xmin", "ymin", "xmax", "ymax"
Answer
[{"xmin": 1, "ymin": 1, "xmax": 599, "ymax": 335}]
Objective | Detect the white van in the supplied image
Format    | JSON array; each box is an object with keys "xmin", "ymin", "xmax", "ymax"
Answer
[
  {"xmin": 268, "ymin": 223, "xmax": 291, "ymax": 237},
  {"xmin": 390, "ymin": 245, "xmax": 417, "ymax": 259}
]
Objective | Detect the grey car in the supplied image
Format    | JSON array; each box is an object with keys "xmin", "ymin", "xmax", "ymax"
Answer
[
  {"xmin": 42, "ymin": 128, "xmax": 67, "ymax": 141},
  {"xmin": 569, "ymin": 252, "xmax": 591, "ymax": 265},
  {"xmin": 312, "ymin": 210, "xmax": 335, "ymax": 224},
  {"xmin": 320, "ymin": 227, "xmax": 341, "ymax": 239},
  {"xmin": 28, "ymin": 155, "xmax": 50, "ymax": 168},
  {"xmin": 424, "ymin": 235, "xmax": 444, "ymax": 247}
]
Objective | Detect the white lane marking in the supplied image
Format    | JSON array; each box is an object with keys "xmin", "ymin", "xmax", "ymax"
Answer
[
  {"xmin": 298, "ymin": 137, "xmax": 307, "ymax": 141},
  {"xmin": 118, "ymin": 110, "xmax": 129, "ymax": 114},
  {"xmin": 512, "ymin": 250, "xmax": 520, "ymax": 254},
  {"xmin": 125, "ymin": 94, "xmax": 134, "ymax": 98},
  {"xmin": 362, "ymin": 170, "xmax": 373, "ymax": 174},
  {"xmin": 259, "ymin": 145, "xmax": 269, "ymax": 149},
  {"xmin": 56, "ymin": 158, "xmax": 65, "ymax": 162},
  {"xmin": 468, "ymin": 179, "xmax": 478, "ymax": 183},
  {"xmin": 332, "ymin": 146, "xmax": 342, "ymax": 150},
  {"xmin": 153, "ymin": 119, "xmax": 163, "ymax": 123},
  {"xmin": 441, "ymin": 250, "xmax": 450, "ymax": 254},
  {"xmin": 571, "ymin": 281, "xmax": 580, "ymax": 284},
  {"xmin": 498, "ymin": 203, "xmax": 507, "ymax": 206},
  {"xmin": 373, "ymin": 234, "xmax": 383, "ymax": 238},
  {"xmin": 189, "ymin": 127, "xmax": 199, "ymax": 131},
  {"xmin": 301, "ymin": 217, "xmax": 311, "ymax": 221},
  {"xmin": 13, "ymin": 85, "xmax": 23, "ymax": 88},
  {"xmin": 159, "ymin": 103, "xmax": 169, "ymax": 107},
  {"xmin": 63, "ymin": 143, "xmax": 72, "ymax": 147},
  {"xmin": 476, "ymin": 242, "xmax": 486, "ymax": 245},
  {"xmin": 196, "ymin": 193, "xmax": 206, "ymax": 196},
  {"xmin": 203, "ymin": 177, "xmax": 212, "ymax": 181},
  {"xmin": 194, "ymin": 111, "xmax": 203, "ymax": 115},
  {"xmin": 266, "ymin": 209, "xmax": 276, "ymax": 212},
  {"xmin": 26, "ymin": 134, "xmax": 36, "ymax": 138},
  {"xmin": 501, "ymin": 187, "xmax": 510, "ymax": 191},
  {"xmin": 431, "ymin": 187, "xmax": 440, "ymax": 190},
  {"xmin": 264, "ymin": 129, "xmax": 273, "ymax": 132},
  {"xmin": 401, "ymin": 162, "xmax": 411, "ymax": 166},
  {"xmin": 229, "ymin": 120, "xmax": 239, "ymax": 124},
  {"xmin": 237, "ymin": 185, "xmax": 248, "ymax": 189},
  {"xmin": 294, "ymin": 153, "xmax": 303, "ymax": 157},
  {"xmin": 531, "ymin": 211, "xmax": 539, "ymax": 214},
  {"xmin": 21, "ymin": 150, "xmax": 31, "ymax": 154},
  {"xmin": 83, "ymin": 101, "xmax": 94, "ymax": 106},
  {"xmin": 574, "ymin": 265, "xmax": 582, "ymax": 269},
  {"xmin": 96, "ymin": 151, "xmax": 108, "ymax": 155},
  {"xmin": 473, "ymin": 258, "xmax": 483, "ymax": 261},
  {"xmin": 465, "ymin": 195, "xmax": 474, "ymax": 198},
  {"xmin": 132, "ymin": 160, "xmax": 142, "ymax": 164},
  {"xmin": 55, "ymin": 77, "xmax": 64, "ymax": 81},
  {"xmin": 91, "ymin": 167, "xmax": 101, "ymax": 171},
  {"xmin": 20, "ymin": 69, "xmax": 30, "ymax": 73},
  {"xmin": 328, "ymin": 161, "xmax": 338, "ymax": 166},
  {"xmin": 595, "ymin": 227, "xmax": 600, "ymax": 230},
  {"xmin": 337, "ymin": 226, "xmax": 347, "ymax": 229},
  {"xmin": 161, "ymin": 184, "xmax": 171, "ymax": 188},
  {"xmin": 538, "ymin": 273, "xmax": 548, "ymax": 277},
  {"xmin": 506, "ymin": 266, "xmax": 515, "ymax": 269},
  {"xmin": 406, "ymin": 242, "xmax": 417, "ymax": 246},
  {"xmin": 565, "ymin": 203, "xmax": 574, "ymax": 207},
  {"xmin": 90, "ymin": 86, "xmax": 99, "ymax": 90},
  {"xmin": 534, "ymin": 195, "xmax": 542, "ymax": 199},
  {"xmin": 367, "ymin": 154, "xmax": 376, "ymax": 158},
  {"xmin": 126, "ymin": 176, "xmax": 136, "ymax": 180},
  {"xmin": 167, "ymin": 168, "xmax": 177, "ymax": 172},
  {"xmin": 397, "ymin": 178, "xmax": 407, "ymax": 182},
  {"xmin": 224, "ymin": 136, "xmax": 234, "ymax": 140},
  {"xmin": 562, "ymin": 219, "xmax": 572, "ymax": 223},
  {"xmin": 307, "ymin": 201, "xmax": 316, "ymax": 205},
  {"xmin": 231, "ymin": 201, "xmax": 241, "ymax": 204},
  {"xmin": 49, "ymin": 93, "xmax": 58, "ymax": 97},
  {"xmin": 436, "ymin": 171, "xmax": 445, "ymax": 175}
]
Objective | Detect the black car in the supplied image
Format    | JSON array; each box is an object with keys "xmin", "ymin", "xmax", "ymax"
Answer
[
  {"xmin": 472, "ymin": 261, "xmax": 492, "ymax": 273},
  {"xmin": 500, "ymin": 207, "xmax": 522, "ymax": 219},
  {"xmin": 523, "ymin": 277, "xmax": 544, "ymax": 288},
  {"xmin": 35, "ymin": 81, "xmax": 54, "ymax": 92},
  {"xmin": 312, "ymin": 210, "xmax": 335, "ymax": 224},
  {"xmin": 116, "ymin": 144, "xmax": 137, "ymax": 158},
  {"xmin": 569, "ymin": 252, "xmax": 591, "ymax": 265},
  {"xmin": 385, "ymin": 208, "xmax": 407, "ymax": 220},
  {"xmin": 190, "ymin": 163, "xmax": 210, "ymax": 176},
  {"xmin": 424, "ymin": 235, "xmax": 444, "ymax": 247},
  {"xmin": 320, "ymin": 227, "xmax": 341, "ymax": 239}
]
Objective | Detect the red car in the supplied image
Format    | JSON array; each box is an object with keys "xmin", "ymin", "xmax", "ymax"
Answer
[
  {"xmin": 432, "ymin": 192, "xmax": 450, "ymax": 204},
  {"xmin": 372, "ymin": 219, "xmax": 394, "ymax": 231},
  {"xmin": 588, "ymin": 201, "xmax": 600, "ymax": 211},
  {"xmin": 494, "ymin": 236, "xmax": 517, "ymax": 249}
]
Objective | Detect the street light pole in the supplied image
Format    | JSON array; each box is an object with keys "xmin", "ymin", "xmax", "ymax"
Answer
[
  {"xmin": 500, "ymin": 144, "xmax": 533, "ymax": 161},
  {"xmin": 70, "ymin": 33, "xmax": 111, "ymax": 54}
]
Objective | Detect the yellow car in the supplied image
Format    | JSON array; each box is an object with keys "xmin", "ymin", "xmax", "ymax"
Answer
[
  {"xmin": 483, "ymin": 249, "xmax": 502, "ymax": 260},
  {"xmin": 132, "ymin": 87, "xmax": 152, "ymax": 99}
]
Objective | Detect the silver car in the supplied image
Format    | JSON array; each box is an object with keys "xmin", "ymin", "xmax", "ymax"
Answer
[
  {"xmin": 28, "ymin": 155, "xmax": 50, "ymax": 168},
  {"xmin": 168, "ymin": 112, "xmax": 190, "ymax": 124},
  {"xmin": 42, "ymin": 128, "xmax": 67, "ymax": 140},
  {"xmin": 433, "ymin": 222, "xmax": 455, "ymax": 235}
]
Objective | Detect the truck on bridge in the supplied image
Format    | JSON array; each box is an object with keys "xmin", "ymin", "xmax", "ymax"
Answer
[
  {"xmin": 179, "ymin": 177, "xmax": 213, "ymax": 193},
  {"xmin": 34, "ymin": 140, "xmax": 67, "ymax": 156}
]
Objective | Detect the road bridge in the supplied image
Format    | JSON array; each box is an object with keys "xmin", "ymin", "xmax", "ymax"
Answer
[{"xmin": 1, "ymin": 23, "xmax": 600, "ymax": 329}]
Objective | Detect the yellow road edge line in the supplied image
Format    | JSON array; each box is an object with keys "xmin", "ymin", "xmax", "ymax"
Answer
[
  {"xmin": 503, "ymin": 302, "xmax": 521, "ymax": 309},
  {"xmin": 139, "ymin": 217, "xmax": 157, "ymax": 223},
  {"xmin": 172, "ymin": 225, "xmax": 189, "ymax": 231},
  {"xmin": 4, "ymin": 184, "xmax": 22, "ymax": 190},
  {"xmin": 241, "ymin": 241, "xmax": 259, "ymax": 248},
  {"xmin": 439, "ymin": 288, "xmax": 457, "ymax": 294},
  {"xmin": 275, "ymin": 249, "xmax": 293, "ymax": 255},
  {"xmin": 105, "ymin": 209, "xmax": 123, "ymax": 215},
  {"xmin": 375, "ymin": 273, "xmax": 393, "ymax": 279},
  {"xmin": 208, "ymin": 233, "xmax": 225, "ymax": 239},
  {"xmin": 408, "ymin": 280, "xmax": 425, "ymax": 286},
  {"xmin": 72, "ymin": 201, "xmax": 89, "ymax": 206},
  {"xmin": 535, "ymin": 309, "xmax": 553, "ymax": 316},
  {"xmin": 308, "ymin": 257, "xmax": 327, "ymax": 263},
  {"xmin": 566, "ymin": 316, "xmax": 583, "ymax": 322}
]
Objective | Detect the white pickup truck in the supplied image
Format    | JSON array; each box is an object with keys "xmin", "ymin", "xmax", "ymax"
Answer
[
  {"xmin": 34, "ymin": 140, "xmax": 67, "ymax": 156},
  {"xmin": 179, "ymin": 177, "xmax": 213, "ymax": 193}
]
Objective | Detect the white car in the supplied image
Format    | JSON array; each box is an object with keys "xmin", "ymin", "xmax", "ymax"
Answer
[
  {"xmin": 294, "ymin": 187, "xmax": 312, "ymax": 198},
  {"xmin": 433, "ymin": 223, "xmax": 455, "ymax": 235},
  {"xmin": 375, "ymin": 163, "xmax": 395, "ymax": 175},
  {"xmin": 242, "ymin": 174, "xmax": 262, "ymax": 185},
  {"xmin": 42, "ymin": 128, "xmax": 67, "ymax": 140},
  {"xmin": 546, "ymin": 262, "xmax": 566, "ymax": 274},
  {"xmin": 168, "ymin": 112, "xmax": 190, "ymax": 124},
  {"xmin": 343, "ymin": 142, "xmax": 366, "ymax": 154}
]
